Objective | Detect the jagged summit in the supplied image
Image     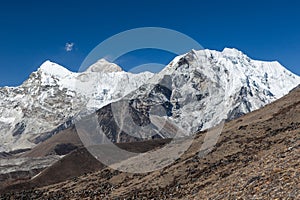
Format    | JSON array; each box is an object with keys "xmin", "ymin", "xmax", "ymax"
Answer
[
  {"xmin": 38, "ymin": 59, "xmax": 123, "ymax": 75},
  {"xmin": 85, "ymin": 59, "xmax": 123, "ymax": 73},
  {"xmin": 38, "ymin": 60, "xmax": 72, "ymax": 77},
  {"xmin": 222, "ymin": 47, "xmax": 244, "ymax": 55}
]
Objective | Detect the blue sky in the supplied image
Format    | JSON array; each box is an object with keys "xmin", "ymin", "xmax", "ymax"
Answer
[{"xmin": 0, "ymin": 0, "xmax": 300, "ymax": 86}]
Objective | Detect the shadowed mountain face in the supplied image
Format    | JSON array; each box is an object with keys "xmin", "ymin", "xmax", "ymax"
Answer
[
  {"xmin": 1, "ymin": 85, "xmax": 299, "ymax": 199},
  {"xmin": 58, "ymin": 49, "xmax": 300, "ymax": 149}
]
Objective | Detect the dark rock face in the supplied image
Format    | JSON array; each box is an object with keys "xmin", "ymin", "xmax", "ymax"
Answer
[
  {"xmin": 54, "ymin": 143, "xmax": 78, "ymax": 156},
  {"xmin": 176, "ymin": 57, "xmax": 189, "ymax": 69},
  {"xmin": 9, "ymin": 148, "xmax": 31, "ymax": 155},
  {"xmin": 12, "ymin": 122, "xmax": 26, "ymax": 137},
  {"xmin": 0, "ymin": 152, "xmax": 11, "ymax": 159},
  {"xmin": 96, "ymin": 104, "xmax": 145, "ymax": 143},
  {"xmin": 227, "ymin": 105, "xmax": 247, "ymax": 121},
  {"xmin": 79, "ymin": 74, "xmax": 178, "ymax": 144},
  {"xmin": 0, "ymin": 149, "xmax": 31, "ymax": 158}
]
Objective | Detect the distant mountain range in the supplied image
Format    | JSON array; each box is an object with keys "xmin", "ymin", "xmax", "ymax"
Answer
[{"xmin": 0, "ymin": 48, "xmax": 299, "ymax": 153}]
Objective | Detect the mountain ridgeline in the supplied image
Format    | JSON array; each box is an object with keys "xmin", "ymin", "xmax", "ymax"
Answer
[{"xmin": 0, "ymin": 48, "xmax": 299, "ymax": 153}]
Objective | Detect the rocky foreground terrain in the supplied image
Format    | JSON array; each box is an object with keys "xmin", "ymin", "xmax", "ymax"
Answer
[{"xmin": 0, "ymin": 85, "xmax": 299, "ymax": 199}]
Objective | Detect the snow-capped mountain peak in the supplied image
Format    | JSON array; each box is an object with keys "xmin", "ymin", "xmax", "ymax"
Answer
[
  {"xmin": 85, "ymin": 59, "xmax": 123, "ymax": 73},
  {"xmin": 103, "ymin": 48, "xmax": 300, "ymax": 140},
  {"xmin": 38, "ymin": 60, "xmax": 72, "ymax": 78},
  {"xmin": 222, "ymin": 47, "xmax": 244, "ymax": 55},
  {"xmin": 0, "ymin": 59, "xmax": 153, "ymax": 152}
]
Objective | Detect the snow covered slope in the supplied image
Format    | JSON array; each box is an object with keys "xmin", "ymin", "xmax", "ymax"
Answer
[
  {"xmin": 160, "ymin": 48, "xmax": 300, "ymax": 132},
  {"xmin": 0, "ymin": 60, "xmax": 153, "ymax": 152},
  {"xmin": 89, "ymin": 48, "xmax": 300, "ymax": 143},
  {"xmin": 0, "ymin": 48, "xmax": 299, "ymax": 152}
]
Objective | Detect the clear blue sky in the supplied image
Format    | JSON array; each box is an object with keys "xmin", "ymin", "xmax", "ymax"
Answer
[{"xmin": 0, "ymin": 0, "xmax": 300, "ymax": 86}]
